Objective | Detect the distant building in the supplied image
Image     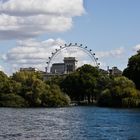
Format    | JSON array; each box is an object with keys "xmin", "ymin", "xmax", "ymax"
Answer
[
  {"xmin": 43, "ymin": 57, "xmax": 77, "ymax": 80},
  {"xmin": 64, "ymin": 57, "xmax": 77, "ymax": 73},
  {"xmin": 108, "ymin": 66, "xmax": 122, "ymax": 76},
  {"xmin": 51, "ymin": 63, "xmax": 65, "ymax": 74},
  {"xmin": 100, "ymin": 67, "xmax": 122, "ymax": 76},
  {"xmin": 50, "ymin": 57, "xmax": 77, "ymax": 74},
  {"xmin": 99, "ymin": 69, "xmax": 108, "ymax": 75},
  {"xmin": 20, "ymin": 67, "xmax": 36, "ymax": 72}
]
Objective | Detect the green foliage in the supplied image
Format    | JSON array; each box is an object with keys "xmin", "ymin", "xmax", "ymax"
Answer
[
  {"xmin": 97, "ymin": 89, "xmax": 112, "ymax": 107},
  {"xmin": 77, "ymin": 64, "xmax": 99, "ymax": 77},
  {"xmin": 0, "ymin": 93, "xmax": 27, "ymax": 107},
  {"xmin": 95, "ymin": 74, "xmax": 113, "ymax": 100},
  {"xmin": 0, "ymin": 63, "xmax": 140, "ymax": 108},
  {"xmin": 61, "ymin": 64, "xmax": 100, "ymax": 103},
  {"xmin": 122, "ymin": 98, "xmax": 140, "ymax": 108},
  {"xmin": 0, "ymin": 71, "xmax": 70, "ymax": 107},
  {"xmin": 41, "ymin": 85, "xmax": 70, "ymax": 107},
  {"xmin": 61, "ymin": 72, "xmax": 81, "ymax": 101},
  {"xmin": 12, "ymin": 71, "xmax": 43, "ymax": 84},
  {"xmin": 123, "ymin": 50, "xmax": 140, "ymax": 89},
  {"xmin": 45, "ymin": 75, "xmax": 65, "ymax": 85},
  {"xmin": 61, "ymin": 64, "xmax": 140, "ymax": 108},
  {"xmin": 98, "ymin": 76, "xmax": 140, "ymax": 108},
  {"xmin": 0, "ymin": 71, "xmax": 12, "ymax": 93},
  {"xmin": 113, "ymin": 76, "xmax": 135, "ymax": 89}
]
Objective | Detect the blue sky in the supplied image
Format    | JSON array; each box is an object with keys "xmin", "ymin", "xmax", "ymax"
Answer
[{"xmin": 0, "ymin": 0, "xmax": 140, "ymax": 74}]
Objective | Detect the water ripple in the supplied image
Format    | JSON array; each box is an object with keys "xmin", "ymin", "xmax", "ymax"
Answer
[{"xmin": 0, "ymin": 107, "xmax": 140, "ymax": 140}]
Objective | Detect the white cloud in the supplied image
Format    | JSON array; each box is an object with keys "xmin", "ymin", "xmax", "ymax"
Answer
[
  {"xmin": 0, "ymin": 65, "xmax": 4, "ymax": 71},
  {"xmin": 133, "ymin": 44, "xmax": 140, "ymax": 51},
  {"xmin": 7, "ymin": 39, "xmax": 65, "ymax": 59},
  {"xmin": 0, "ymin": 0, "xmax": 85, "ymax": 40},
  {"xmin": 3, "ymin": 40, "xmax": 101, "ymax": 73},
  {"xmin": 0, "ymin": 14, "xmax": 72, "ymax": 39},
  {"xmin": 0, "ymin": 0, "xmax": 84, "ymax": 17},
  {"xmin": 96, "ymin": 47, "xmax": 124, "ymax": 58},
  {"xmin": 3, "ymin": 38, "xmax": 67, "ymax": 72}
]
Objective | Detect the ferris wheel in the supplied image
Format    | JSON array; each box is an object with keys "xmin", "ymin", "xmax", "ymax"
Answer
[{"xmin": 46, "ymin": 43, "xmax": 100, "ymax": 73}]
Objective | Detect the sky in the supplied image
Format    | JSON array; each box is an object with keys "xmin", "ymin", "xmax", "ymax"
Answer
[{"xmin": 0, "ymin": 0, "xmax": 140, "ymax": 75}]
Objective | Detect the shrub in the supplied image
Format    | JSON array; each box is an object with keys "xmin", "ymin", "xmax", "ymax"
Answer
[{"xmin": 0, "ymin": 93, "xmax": 27, "ymax": 107}]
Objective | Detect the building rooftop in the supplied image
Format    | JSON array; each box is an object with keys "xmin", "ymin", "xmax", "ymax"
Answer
[
  {"xmin": 52, "ymin": 63, "xmax": 64, "ymax": 66},
  {"xmin": 64, "ymin": 57, "xmax": 77, "ymax": 62},
  {"xmin": 20, "ymin": 67, "xmax": 36, "ymax": 72}
]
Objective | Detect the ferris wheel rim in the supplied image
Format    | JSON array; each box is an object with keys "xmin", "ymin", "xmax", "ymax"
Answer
[{"xmin": 46, "ymin": 43, "xmax": 100, "ymax": 72}]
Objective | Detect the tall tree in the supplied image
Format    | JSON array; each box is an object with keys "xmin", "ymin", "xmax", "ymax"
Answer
[
  {"xmin": 61, "ymin": 64, "xmax": 100, "ymax": 103},
  {"xmin": 0, "ymin": 71, "xmax": 12, "ymax": 93},
  {"xmin": 98, "ymin": 76, "xmax": 140, "ymax": 107},
  {"xmin": 123, "ymin": 50, "xmax": 140, "ymax": 89}
]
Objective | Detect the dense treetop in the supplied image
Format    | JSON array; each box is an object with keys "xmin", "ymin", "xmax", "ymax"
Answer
[
  {"xmin": 0, "ymin": 71, "xmax": 70, "ymax": 107},
  {"xmin": 123, "ymin": 50, "xmax": 140, "ymax": 89}
]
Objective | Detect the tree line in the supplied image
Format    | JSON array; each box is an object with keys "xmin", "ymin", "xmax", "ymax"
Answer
[
  {"xmin": 47, "ymin": 50, "xmax": 140, "ymax": 108},
  {"xmin": 0, "ymin": 71, "xmax": 70, "ymax": 107},
  {"xmin": 0, "ymin": 50, "xmax": 140, "ymax": 108}
]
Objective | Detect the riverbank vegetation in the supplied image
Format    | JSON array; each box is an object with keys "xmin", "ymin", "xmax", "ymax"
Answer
[
  {"xmin": 0, "ymin": 50, "xmax": 140, "ymax": 108},
  {"xmin": 59, "ymin": 66, "xmax": 140, "ymax": 108},
  {"xmin": 0, "ymin": 71, "xmax": 70, "ymax": 107}
]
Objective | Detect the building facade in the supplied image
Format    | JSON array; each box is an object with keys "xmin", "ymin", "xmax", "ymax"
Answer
[
  {"xmin": 50, "ymin": 63, "xmax": 65, "ymax": 74},
  {"xmin": 20, "ymin": 67, "xmax": 36, "ymax": 72},
  {"xmin": 50, "ymin": 57, "xmax": 77, "ymax": 74},
  {"xmin": 108, "ymin": 66, "xmax": 122, "ymax": 76}
]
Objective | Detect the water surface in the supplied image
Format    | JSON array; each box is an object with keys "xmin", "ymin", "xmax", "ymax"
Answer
[{"xmin": 0, "ymin": 107, "xmax": 140, "ymax": 140}]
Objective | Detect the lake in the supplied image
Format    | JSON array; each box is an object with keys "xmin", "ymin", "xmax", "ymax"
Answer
[{"xmin": 0, "ymin": 107, "xmax": 140, "ymax": 140}]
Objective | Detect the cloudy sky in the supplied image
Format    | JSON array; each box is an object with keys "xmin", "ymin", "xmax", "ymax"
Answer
[{"xmin": 0, "ymin": 0, "xmax": 140, "ymax": 75}]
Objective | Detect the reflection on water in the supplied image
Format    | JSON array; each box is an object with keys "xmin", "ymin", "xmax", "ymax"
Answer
[{"xmin": 0, "ymin": 107, "xmax": 140, "ymax": 140}]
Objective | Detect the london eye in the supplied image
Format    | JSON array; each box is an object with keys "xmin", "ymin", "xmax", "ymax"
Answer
[{"xmin": 46, "ymin": 43, "xmax": 100, "ymax": 73}]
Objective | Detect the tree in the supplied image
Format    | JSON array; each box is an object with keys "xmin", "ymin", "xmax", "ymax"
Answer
[
  {"xmin": 95, "ymin": 74, "xmax": 113, "ymax": 100},
  {"xmin": 25, "ymin": 79, "xmax": 47, "ymax": 107},
  {"xmin": 11, "ymin": 71, "xmax": 43, "ymax": 98},
  {"xmin": 12, "ymin": 71, "xmax": 43, "ymax": 84},
  {"xmin": 0, "ymin": 70, "xmax": 71, "ymax": 107},
  {"xmin": 10, "ymin": 71, "xmax": 70, "ymax": 107},
  {"xmin": 61, "ymin": 71, "xmax": 84, "ymax": 101},
  {"xmin": 98, "ymin": 76, "xmax": 140, "ymax": 107},
  {"xmin": 123, "ymin": 50, "xmax": 140, "ymax": 89},
  {"xmin": 0, "ymin": 93, "xmax": 27, "ymax": 107},
  {"xmin": 0, "ymin": 71, "xmax": 12, "ymax": 93},
  {"xmin": 41, "ymin": 84, "xmax": 70, "ymax": 107},
  {"xmin": 61, "ymin": 64, "xmax": 100, "ymax": 104}
]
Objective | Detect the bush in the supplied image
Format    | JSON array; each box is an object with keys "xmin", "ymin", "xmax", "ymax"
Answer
[
  {"xmin": 98, "ymin": 89, "xmax": 112, "ymax": 107},
  {"xmin": 97, "ymin": 76, "xmax": 140, "ymax": 108},
  {"xmin": 0, "ymin": 93, "xmax": 27, "ymax": 107},
  {"xmin": 41, "ymin": 85, "xmax": 70, "ymax": 107},
  {"xmin": 122, "ymin": 98, "xmax": 140, "ymax": 108}
]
